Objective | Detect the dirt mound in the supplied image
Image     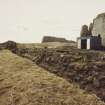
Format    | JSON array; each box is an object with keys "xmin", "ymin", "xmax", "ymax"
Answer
[{"xmin": 0, "ymin": 50, "xmax": 104, "ymax": 105}]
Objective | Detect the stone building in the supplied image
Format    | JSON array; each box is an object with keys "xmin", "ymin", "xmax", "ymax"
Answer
[
  {"xmin": 77, "ymin": 35, "xmax": 102, "ymax": 50},
  {"xmin": 92, "ymin": 13, "xmax": 105, "ymax": 46},
  {"xmin": 77, "ymin": 23, "xmax": 102, "ymax": 50}
]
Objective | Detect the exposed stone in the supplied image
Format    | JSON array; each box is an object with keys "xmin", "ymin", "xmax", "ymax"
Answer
[
  {"xmin": 80, "ymin": 25, "xmax": 90, "ymax": 37},
  {"xmin": 93, "ymin": 79, "xmax": 100, "ymax": 88},
  {"xmin": 14, "ymin": 47, "xmax": 105, "ymax": 102},
  {"xmin": 92, "ymin": 13, "xmax": 105, "ymax": 46},
  {"xmin": 89, "ymin": 23, "xmax": 93, "ymax": 35}
]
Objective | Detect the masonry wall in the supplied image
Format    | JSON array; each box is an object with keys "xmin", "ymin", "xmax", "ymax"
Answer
[{"xmin": 92, "ymin": 13, "xmax": 105, "ymax": 46}]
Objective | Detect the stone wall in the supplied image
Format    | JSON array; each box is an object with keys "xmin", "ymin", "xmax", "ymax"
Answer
[{"xmin": 92, "ymin": 13, "xmax": 105, "ymax": 46}]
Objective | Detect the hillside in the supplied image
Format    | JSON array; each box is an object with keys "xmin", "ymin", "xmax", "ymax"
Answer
[{"xmin": 0, "ymin": 50, "xmax": 104, "ymax": 105}]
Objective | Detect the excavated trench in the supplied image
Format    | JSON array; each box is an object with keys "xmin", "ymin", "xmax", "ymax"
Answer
[
  {"xmin": 15, "ymin": 47, "xmax": 105, "ymax": 102},
  {"xmin": 1, "ymin": 41, "xmax": 105, "ymax": 102}
]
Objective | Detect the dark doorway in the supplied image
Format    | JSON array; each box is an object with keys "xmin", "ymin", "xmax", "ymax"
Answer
[{"xmin": 81, "ymin": 39, "xmax": 87, "ymax": 49}]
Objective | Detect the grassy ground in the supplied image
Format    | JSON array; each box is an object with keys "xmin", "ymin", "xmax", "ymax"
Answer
[
  {"xmin": 17, "ymin": 42, "xmax": 76, "ymax": 49},
  {"xmin": 0, "ymin": 50, "xmax": 104, "ymax": 105}
]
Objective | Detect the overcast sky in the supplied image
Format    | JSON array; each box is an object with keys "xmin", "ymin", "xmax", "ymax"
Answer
[{"xmin": 0, "ymin": 0, "xmax": 105, "ymax": 43}]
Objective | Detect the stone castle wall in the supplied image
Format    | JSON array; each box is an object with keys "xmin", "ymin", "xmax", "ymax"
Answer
[{"xmin": 92, "ymin": 13, "xmax": 105, "ymax": 46}]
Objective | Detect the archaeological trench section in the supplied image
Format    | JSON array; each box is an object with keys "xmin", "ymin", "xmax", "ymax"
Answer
[
  {"xmin": 1, "ymin": 41, "xmax": 105, "ymax": 102},
  {"xmin": 16, "ymin": 47, "xmax": 105, "ymax": 102}
]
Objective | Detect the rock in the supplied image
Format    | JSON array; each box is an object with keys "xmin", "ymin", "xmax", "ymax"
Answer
[
  {"xmin": 80, "ymin": 25, "xmax": 89, "ymax": 37},
  {"xmin": 92, "ymin": 13, "xmax": 105, "ymax": 46},
  {"xmin": 89, "ymin": 23, "xmax": 93, "ymax": 35},
  {"xmin": 93, "ymin": 79, "xmax": 100, "ymax": 88}
]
